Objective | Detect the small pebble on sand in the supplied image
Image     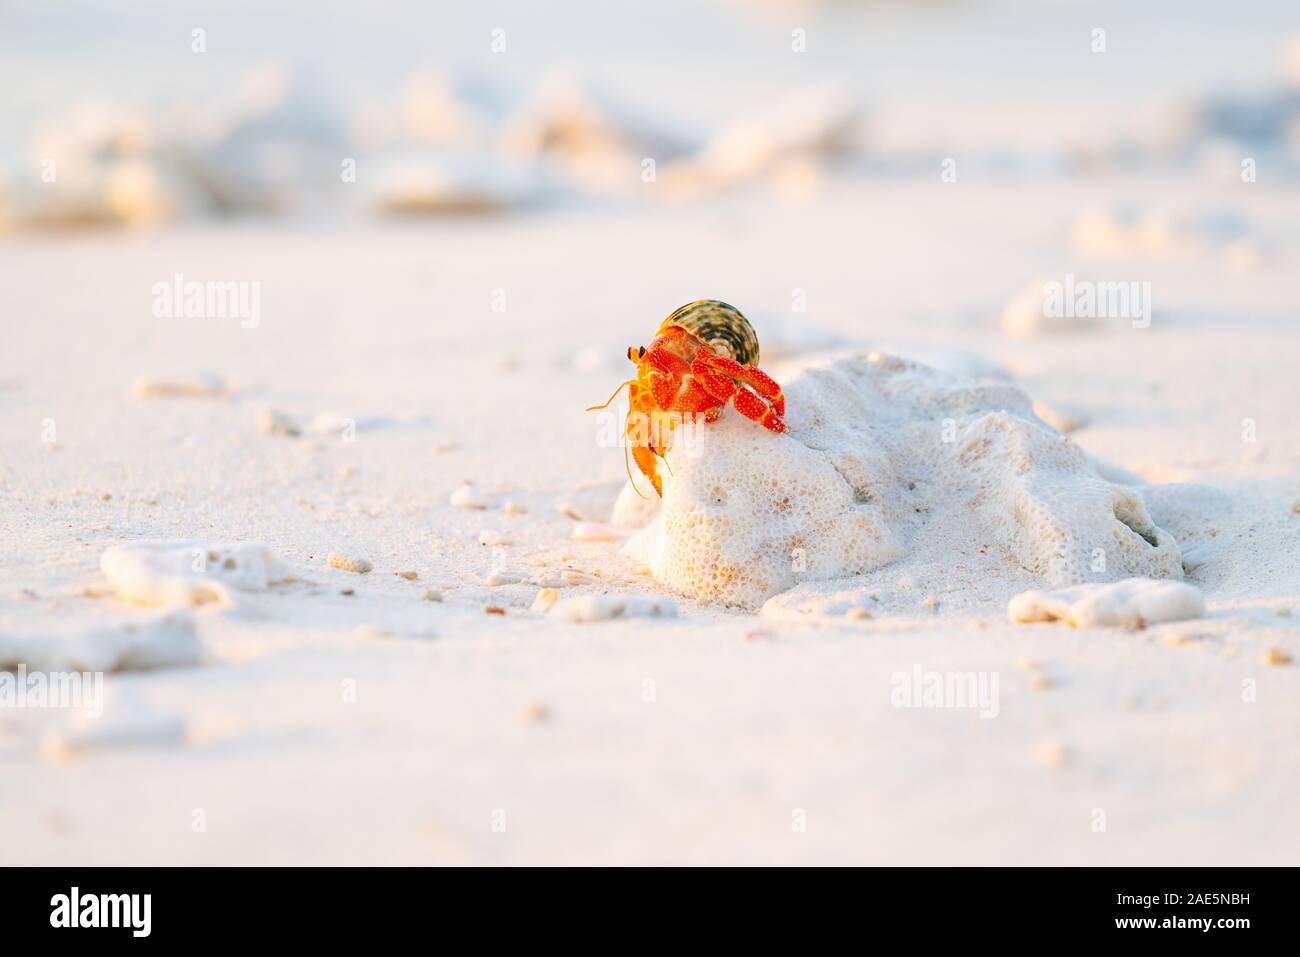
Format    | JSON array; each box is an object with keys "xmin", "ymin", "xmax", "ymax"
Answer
[
  {"xmin": 131, "ymin": 372, "xmax": 226, "ymax": 400},
  {"xmin": 420, "ymin": 588, "xmax": 443, "ymax": 602},
  {"xmin": 845, "ymin": 607, "xmax": 873, "ymax": 620},
  {"xmin": 1265, "ymin": 647, "xmax": 1292, "ymax": 666},
  {"xmin": 1034, "ymin": 740, "xmax": 1068, "ymax": 769},
  {"xmin": 485, "ymin": 606, "xmax": 506, "ymax": 615},
  {"xmin": 257, "ymin": 408, "xmax": 301, "ymax": 436},
  {"xmin": 483, "ymin": 569, "xmax": 524, "ymax": 586},
  {"xmin": 328, "ymin": 553, "xmax": 372, "ymax": 574},
  {"xmin": 522, "ymin": 702, "xmax": 550, "ymax": 724},
  {"xmin": 479, "ymin": 530, "xmax": 510, "ymax": 547},
  {"xmin": 504, "ymin": 501, "xmax": 527, "ymax": 516},
  {"xmin": 395, "ymin": 570, "xmax": 419, "ymax": 580},
  {"xmin": 450, "ymin": 484, "xmax": 488, "ymax": 509},
  {"xmin": 531, "ymin": 587, "xmax": 558, "ymax": 612}
]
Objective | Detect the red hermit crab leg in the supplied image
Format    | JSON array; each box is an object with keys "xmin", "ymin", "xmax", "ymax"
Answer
[
  {"xmin": 730, "ymin": 388, "xmax": 784, "ymax": 432},
  {"xmin": 690, "ymin": 351, "xmax": 786, "ymax": 432},
  {"xmin": 696, "ymin": 352, "xmax": 785, "ymax": 417}
]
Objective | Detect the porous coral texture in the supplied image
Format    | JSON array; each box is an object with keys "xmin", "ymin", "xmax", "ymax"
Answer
[{"xmin": 625, "ymin": 353, "xmax": 1184, "ymax": 609}]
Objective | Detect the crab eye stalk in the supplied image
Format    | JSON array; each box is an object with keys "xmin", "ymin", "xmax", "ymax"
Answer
[{"xmin": 638, "ymin": 346, "xmax": 646, "ymax": 358}]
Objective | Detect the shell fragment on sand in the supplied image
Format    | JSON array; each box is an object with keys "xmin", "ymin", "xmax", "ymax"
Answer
[
  {"xmin": 130, "ymin": 371, "xmax": 226, "ymax": 399},
  {"xmin": 450, "ymin": 484, "xmax": 488, "ymax": 509},
  {"xmin": 256, "ymin": 408, "xmax": 301, "ymax": 436},
  {"xmin": 531, "ymin": 587, "xmax": 559, "ymax": 613},
  {"xmin": 1008, "ymin": 578, "xmax": 1207, "ymax": 629},
  {"xmin": 549, "ymin": 595, "xmax": 677, "ymax": 622},
  {"xmin": 256, "ymin": 409, "xmax": 397, "ymax": 439},
  {"xmin": 327, "ymin": 553, "xmax": 372, "ymax": 574},
  {"xmin": 483, "ymin": 568, "xmax": 525, "ymax": 586},
  {"xmin": 760, "ymin": 585, "xmax": 881, "ymax": 621},
  {"xmin": 101, "ymin": 541, "xmax": 293, "ymax": 607}
]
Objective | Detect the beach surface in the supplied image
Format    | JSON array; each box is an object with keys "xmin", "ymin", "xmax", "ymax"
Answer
[{"xmin": 2, "ymin": 1, "xmax": 1299, "ymax": 865}]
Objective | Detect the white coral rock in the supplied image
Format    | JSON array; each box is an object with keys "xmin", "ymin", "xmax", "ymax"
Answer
[
  {"xmin": 625, "ymin": 353, "xmax": 1184, "ymax": 610},
  {"xmin": 0, "ymin": 610, "xmax": 200, "ymax": 672},
  {"xmin": 1008, "ymin": 578, "xmax": 1206, "ymax": 629},
  {"xmin": 101, "ymin": 541, "xmax": 293, "ymax": 608}
]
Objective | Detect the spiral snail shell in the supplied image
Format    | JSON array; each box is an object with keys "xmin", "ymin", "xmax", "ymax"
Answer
[{"xmin": 657, "ymin": 299, "xmax": 760, "ymax": 367}]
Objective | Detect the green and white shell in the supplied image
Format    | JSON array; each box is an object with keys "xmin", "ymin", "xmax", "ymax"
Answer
[{"xmin": 659, "ymin": 299, "xmax": 760, "ymax": 367}]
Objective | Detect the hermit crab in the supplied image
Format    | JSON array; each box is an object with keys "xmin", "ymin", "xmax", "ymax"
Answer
[{"xmin": 589, "ymin": 300, "xmax": 785, "ymax": 496}]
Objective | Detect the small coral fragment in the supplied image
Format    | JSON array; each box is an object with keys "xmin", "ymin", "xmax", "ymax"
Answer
[
  {"xmin": 1009, "ymin": 578, "xmax": 1206, "ymax": 629},
  {"xmin": 327, "ymin": 553, "xmax": 372, "ymax": 574}
]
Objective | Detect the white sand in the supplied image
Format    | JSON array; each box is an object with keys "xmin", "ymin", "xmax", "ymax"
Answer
[
  {"xmin": 3, "ymin": 2, "xmax": 1300, "ymax": 865},
  {"xmin": 2, "ymin": 183, "xmax": 1297, "ymax": 864}
]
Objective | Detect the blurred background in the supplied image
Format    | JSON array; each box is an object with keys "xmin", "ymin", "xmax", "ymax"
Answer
[
  {"xmin": 4, "ymin": 0, "xmax": 1300, "ymax": 490},
  {"xmin": 4, "ymin": 0, "xmax": 1300, "ymax": 230},
  {"xmin": 4, "ymin": 0, "xmax": 1300, "ymax": 868},
  {"xmin": 6, "ymin": 0, "xmax": 1300, "ymax": 486}
]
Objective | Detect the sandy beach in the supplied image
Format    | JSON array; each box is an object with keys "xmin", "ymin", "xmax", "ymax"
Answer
[{"xmin": 2, "ymin": 1, "xmax": 1299, "ymax": 866}]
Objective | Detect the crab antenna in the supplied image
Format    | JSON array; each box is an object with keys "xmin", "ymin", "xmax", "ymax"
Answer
[
  {"xmin": 623, "ymin": 438, "xmax": 649, "ymax": 500},
  {"xmin": 585, "ymin": 379, "xmax": 634, "ymax": 412}
]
